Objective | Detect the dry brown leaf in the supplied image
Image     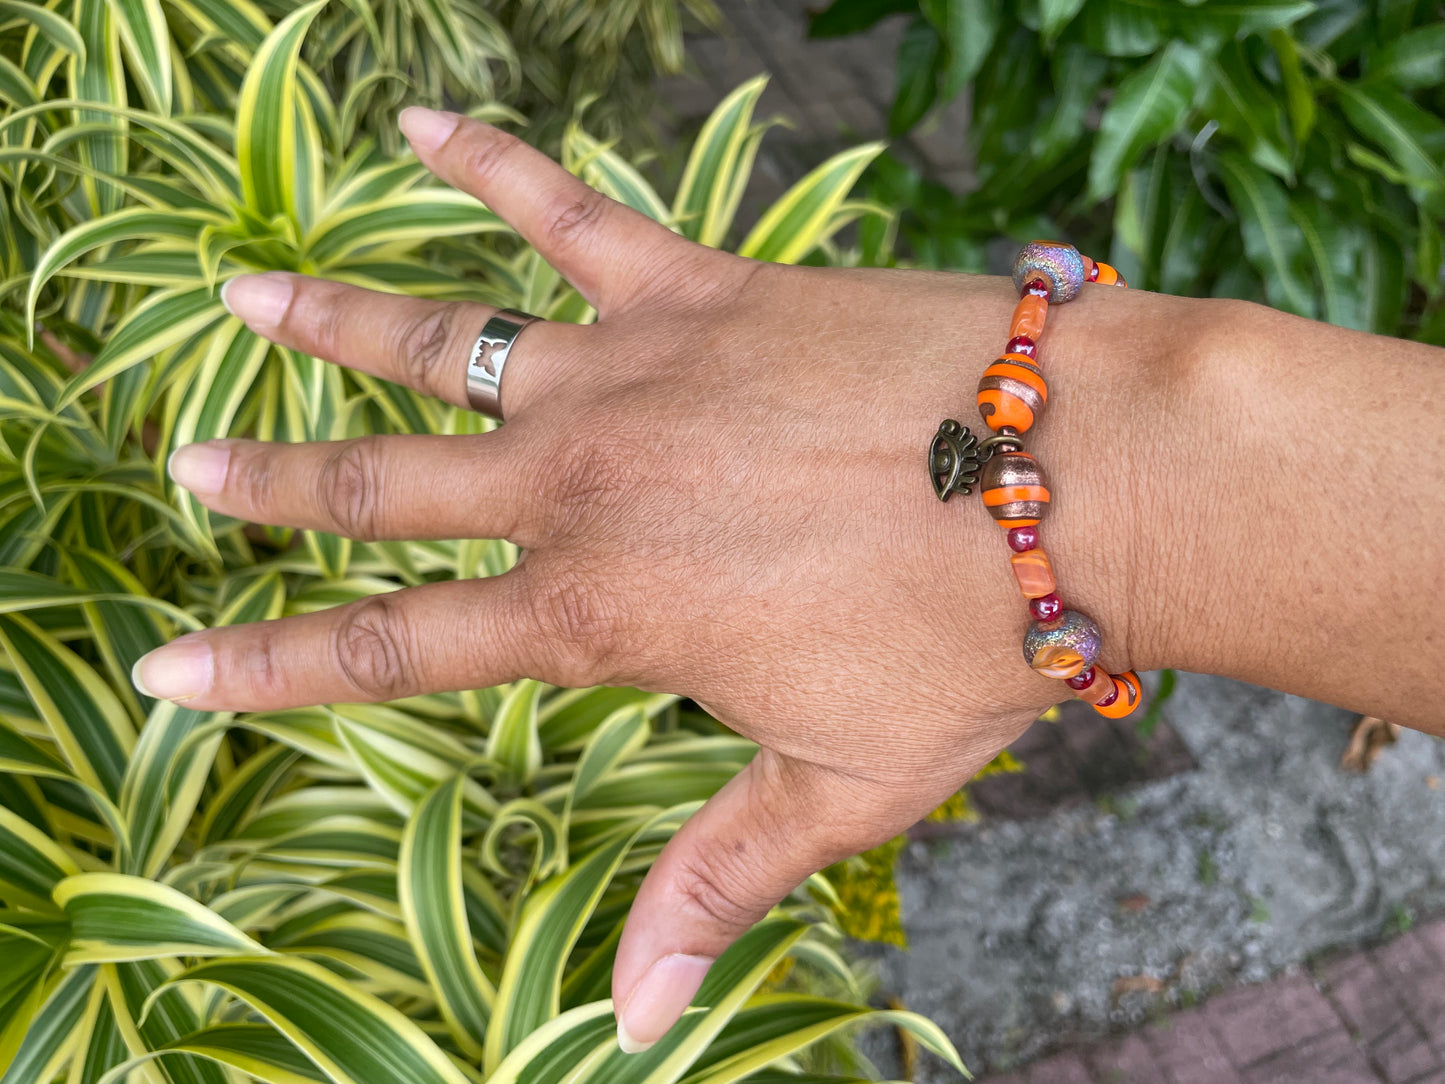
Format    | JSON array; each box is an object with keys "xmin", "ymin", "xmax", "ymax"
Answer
[
  {"xmin": 1112, "ymin": 974, "xmax": 1166, "ymax": 1000},
  {"xmin": 1341, "ymin": 716, "xmax": 1401, "ymax": 772}
]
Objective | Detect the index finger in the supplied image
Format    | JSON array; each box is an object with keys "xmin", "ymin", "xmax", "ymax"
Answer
[{"xmin": 398, "ymin": 108, "xmax": 692, "ymax": 312}]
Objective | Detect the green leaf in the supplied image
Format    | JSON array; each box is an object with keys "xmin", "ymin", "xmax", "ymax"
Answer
[
  {"xmin": 400, "ymin": 774, "xmax": 495, "ymax": 1059},
  {"xmin": 1291, "ymin": 199, "xmax": 1366, "ymax": 329},
  {"xmin": 1270, "ymin": 29, "xmax": 1316, "ymax": 149},
  {"xmin": 1088, "ymin": 41, "xmax": 1202, "ymax": 201},
  {"xmin": 938, "ymin": 0, "xmax": 998, "ymax": 97},
  {"xmin": 1216, "ymin": 151, "xmax": 1316, "ymax": 316},
  {"xmin": 119, "ymin": 696, "xmax": 229, "ymax": 878},
  {"xmin": 54, "ymin": 285, "xmax": 226, "ymax": 414},
  {"xmin": 487, "ymin": 679, "xmax": 542, "ymax": 786},
  {"xmin": 0, "ymin": 803, "xmax": 80, "ymax": 911},
  {"xmin": 1036, "ymin": 0, "xmax": 1085, "ymax": 42},
  {"xmin": 674, "ymin": 75, "xmax": 769, "ymax": 247},
  {"xmin": 304, "ymin": 189, "xmax": 507, "ymax": 267},
  {"xmin": 236, "ymin": 0, "xmax": 325, "ymax": 224},
  {"xmin": 1369, "ymin": 24, "xmax": 1445, "ymax": 89},
  {"xmin": 1336, "ymin": 82, "xmax": 1445, "ymax": 205},
  {"xmin": 55, "ymin": 873, "xmax": 263, "ymax": 962},
  {"xmin": 0, "ymin": 965, "xmax": 94, "ymax": 1084},
  {"xmin": 567, "ymin": 127, "xmax": 672, "ymax": 224},
  {"xmin": 740, "ymin": 143, "xmax": 887, "ymax": 264},
  {"xmin": 1206, "ymin": 43, "xmax": 1293, "ymax": 180},
  {"xmin": 0, "ymin": 613, "xmax": 134, "ymax": 801},
  {"xmin": 889, "ymin": 17, "xmax": 940, "ymax": 136},
  {"xmin": 0, "ymin": 1, "xmax": 86, "ymax": 63},
  {"xmin": 163, "ymin": 955, "xmax": 473, "ymax": 1084},
  {"xmin": 98, "ymin": 1024, "xmax": 327, "ymax": 1084},
  {"xmin": 808, "ymin": 0, "xmax": 914, "ymax": 38},
  {"xmin": 484, "ymin": 821, "xmax": 651, "ymax": 1071},
  {"xmin": 106, "ymin": 0, "xmax": 171, "ymax": 113}
]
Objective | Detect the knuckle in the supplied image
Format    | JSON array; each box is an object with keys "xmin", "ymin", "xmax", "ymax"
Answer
[
  {"xmin": 457, "ymin": 128, "xmax": 524, "ymax": 192},
  {"xmin": 318, "ymin": 438, "xmax": 386, "ymax": 541},
  {"xmin": 306, "ymin": 288, "xmax": 349, "ymax": 359},
  {"xmin": 546, "ymin": 188, "xmax": 608, "ymax": 252},
  {"xmin": 331, "ymin": 594, "xmax": 413, "ymax": 701},
  {"xmin": 227, "ymin": 446, "xmax": 273, "ymax": 513},
  {"xmin": 671, "ymin": 858, "xmax": 763, "ymax": 935},
  {"xmin": 541, "ymin": 423, "xmax": 635, "ymax": 533},
  {"xmin": 234, "ymin": 624, "xmax": 286, "ymax": 702},
  {"xmin": 529, "ymin": 572, "xmax": 623, "ymax": 686},
  {"xmin": 396, "ymin": 301, "xmax": 463, "ymax": 394}
]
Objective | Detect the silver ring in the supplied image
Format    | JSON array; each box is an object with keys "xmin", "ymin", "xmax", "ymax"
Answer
[{"xmin": 465, "ymin": 308, "xmax": 539, "ymax": 418}]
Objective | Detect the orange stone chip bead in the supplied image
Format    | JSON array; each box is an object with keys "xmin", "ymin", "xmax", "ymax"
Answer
[
  {"xmin": 1069, "ymin": 667, "xmax": 1117, "ymax": 706},
  {"xmin": 1094, "ymin": 671, "xmax": 1144, "ymax": 718},
  {"xmin": 1009, "ymin": 547, "xmax": 1056, "ymax": 599},
  {"xmin": 1010, "ymin": 295, "xmax": 1047, "ymax": 342}
]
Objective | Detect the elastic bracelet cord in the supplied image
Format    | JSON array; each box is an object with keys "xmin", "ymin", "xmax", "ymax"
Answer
[{"xmin": 928, "ymin": 241, "xmax": 1143, "ymax": 719}]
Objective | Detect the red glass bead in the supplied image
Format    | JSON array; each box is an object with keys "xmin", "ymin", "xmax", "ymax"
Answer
[
  {"xmin": 1095, "ymin": 683, "xmax": 1119, "ymax": 707},
  {"xmin": 1088, "ymin": 262, "xmax": 1100, "ymax": 282},
  {"xmin": 1007, "ymin": 525, "xmax": 1038, "ymax": 552},
  {"xmin": 1005, "ymin": 335, "xmax": 1036, "ymax": 357},
  {"xmin": 1065, "ymin": 666, "xmax": 1095, "ymax": 691},
  {"xmin": 1029, "ymin": 593, "xmax": 1062, "ymax": 621},
  {"xmin": 1023, "ymin": 278, "xmax": 1050, "ymax": 298}
]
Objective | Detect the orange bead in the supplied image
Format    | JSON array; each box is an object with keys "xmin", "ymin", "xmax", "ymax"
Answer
[
  {"xmin": 1070, "ymin": 667, "xmax": 1116, "ymax": 706},
  {"xmin": 1009, "ymin": 295, "xmax": 1047, "ymax": 342},
  {"xmin": 1094, "ymin": 671, "xmax": 1144, "ymax": 718},
  {"xmin": 1094, "ymin": 262, "xmax": 1120, "ymax": 287},
  {"xmin": 977, "ymin": 354, "xmax": 1048, "ymax": 434},
  {"xmin": 1009, "ymin": 548, "xmax": 1055, "ymax": 598},
  {"xmin": 1082, "ymin": 255, "xmax": 1095, "ymax": 278},
  {"xmin": 980, "ymin": 451, "xmax": 1049, "ymax": 528}
]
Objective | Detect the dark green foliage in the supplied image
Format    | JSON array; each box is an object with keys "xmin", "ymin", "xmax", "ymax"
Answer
[{"xmin": 811, "ymin": 0, "xmax": 1445, "ymax": 340}]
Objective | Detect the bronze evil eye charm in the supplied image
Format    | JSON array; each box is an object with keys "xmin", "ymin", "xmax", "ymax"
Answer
[{"xmin": 929, "ymin": 419, "xmax": 984, "ymax": 501}]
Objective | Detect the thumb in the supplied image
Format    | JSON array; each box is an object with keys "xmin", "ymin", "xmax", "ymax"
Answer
[{"xmin": 611, "ymin": 750, "xmax": 896, "ymax": 1053}]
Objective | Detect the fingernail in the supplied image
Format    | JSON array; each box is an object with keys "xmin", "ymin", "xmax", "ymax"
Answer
[
  {"xmin": 131, "ymin": 638, "xmax": 213, "ymax": 703},
  {"xmin": 399, "ymin": 106, "xmax": 461, "ymax": 153},
  {"xmin": 616, "ymin": 954, "xmax": 713, "ymax": 1054},
  {"xmin": 168, "ymin": 442, "xmax": 231, "ymax": 497},
  {"xmin": 221, "ymin": 273, "xmax": 292, "ymax": 328}
]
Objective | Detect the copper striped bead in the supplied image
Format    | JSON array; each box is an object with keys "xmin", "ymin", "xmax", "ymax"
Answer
[
  {"xmin": 980, "ymin": 450, "xmax": 1050, "ymax": 528},
  {"xmin": 978, "ymin": 352, "xmax": 1047, "ymax": 434}
]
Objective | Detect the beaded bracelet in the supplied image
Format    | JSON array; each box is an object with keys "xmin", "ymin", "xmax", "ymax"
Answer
[{"xmin": 928, "ymin": 240, "xmax": 1143, "ymax": 719}]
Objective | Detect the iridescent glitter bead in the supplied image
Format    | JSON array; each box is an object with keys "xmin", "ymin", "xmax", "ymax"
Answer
[
  {"xmin": 1022, "ymin": 609, "xmax": 1102, "ymax": 679},
  {"xmin": 1012, "ymin": 241, "xmax": 1087, "ymax": 304}
]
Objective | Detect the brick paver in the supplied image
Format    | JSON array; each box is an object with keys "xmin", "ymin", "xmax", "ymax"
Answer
[
  {"xmin": 1084, "ymin": 1033, "xmax": 1164, "ymax": 1082},
  {"xmin": 1024, "ymin": 1052, "xmax": 1093, "ymax": 1083},
  {"xmin": 972, "ymin": 919, "xmax": 1445, "ymax": 1084},
  {"xmin": 1207, "ymin": 973, "xmax": 1340, "ymax": 1067},
  {"xmin": 1143, "ymin": 1009, "xmax": 1241, "ymax": 1084}
]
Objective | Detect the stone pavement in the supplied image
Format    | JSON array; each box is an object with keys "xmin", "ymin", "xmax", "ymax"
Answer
[
  {"xmin": 655, "ymin": 0, "xmax": 971, "ymax": 219},
  {"xmin": 978, "ymin": 917, "xmax": 1445, "ymax": 1084}
]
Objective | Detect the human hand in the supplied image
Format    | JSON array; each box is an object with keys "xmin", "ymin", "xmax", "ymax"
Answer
[{"xmin": 134, "ymin": 107, "xmax": 1187, "ymax": 1050}]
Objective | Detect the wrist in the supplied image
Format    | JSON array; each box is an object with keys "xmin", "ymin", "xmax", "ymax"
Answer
[
  {"xmin": 911, "ymin": 273, "xmax": 1190, "ymax": 716},
  {"xmin": 1000, "ymin": 281, "xmax": 1225, "ymax": 688}
]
